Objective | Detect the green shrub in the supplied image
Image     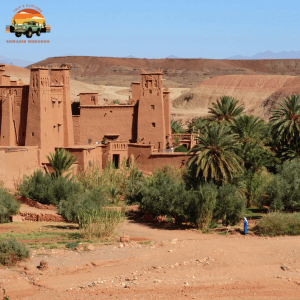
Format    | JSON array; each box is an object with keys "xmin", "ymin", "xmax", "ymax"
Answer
[
  {"xmin": 136, "ymin": 173, "xmax": 188, "ymax": 221},
  {"xmin": 57, "ymin": 187, "xmax": 107, "ymax": 222},
  {"xmin": 213, "ymin": 184, "xmax": 246, "ymax": 226},
  {"xmin": 0, "ymin": 238, "xmax": 30, "ymax": 266},
  {"xmin": 77, "ymin": 159, "xmax": 143, "ymax": 200},
  {"xmin": 65, "ymin": 241, "xmax": 79, "ymax": 249},
  {"xmin": 255, "ymin": 213, "xmax": 300, "ymax": 236},
  {"xmin": 244, "ymin": 169, "xmax": 272, "ymax": 208},
  {"xmin": 18, "ymin": 170, "xmax": 81, "ymax": 205},
  {"xmin": 174, "ymin": 145, "xmax": 188, "ymax": 152},
  {"xmin": 264, "ymin": 160, "xmax": 300, "ymax": 211},
  {"xmin": 78, "ymin": 207, "xmax": 125, "ymax": 238},
  {"xmin": 0, "ymin": 185, "xmax": 20, "ymax": 224},
  {"xmin": 185, "ymin": 182, "xmax": 218, "ymax": 230}
]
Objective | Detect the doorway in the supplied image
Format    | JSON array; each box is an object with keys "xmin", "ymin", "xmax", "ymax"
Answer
[{"xmin": 112, "ymin": 154, "xmax": 120, "ymax": 169}]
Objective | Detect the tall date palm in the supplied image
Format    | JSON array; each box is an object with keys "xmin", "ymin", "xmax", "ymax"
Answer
[
  {"xmin": 188, "ymin": 123, "xmax": 243, "ymax": 182},
  {"xmin": 208, "ymin": 96, "xmax": 244, "ymax": 123},
  {"xmin": 270, "ymin": 94, "xmax": 300, "ymax": 147}
]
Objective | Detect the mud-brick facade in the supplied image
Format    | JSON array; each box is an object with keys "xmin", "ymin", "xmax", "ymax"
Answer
[
  {"xmin": 73, "ymin": 69, "xmax": 171, "ymax": 150},
  {"xmin": 0, "ymin": 64, "xmax": 189, "ymax": 188}
]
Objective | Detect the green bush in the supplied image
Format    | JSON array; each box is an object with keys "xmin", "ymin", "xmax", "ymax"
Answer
[
  {"xmin": 65, "ymin": 241, "xmax": 79, "ymax": 249},
  {"xmin": 135, "ymin": 173, "xmax": 188, "ymax": 221},
  {"xmin": 185, "ymin": 182, "xmax": 218, "ymax": 230},
  {"xmin": 0, "ymin": 238, "xmax": 30, "ymax": 266},
  {"xmin": 255, "ymin": 213, "xmax": 300, "ymax": 236},
  {"xmin": 0, "ymin": 185, "xmax": 20, "ymax": 224},
  {"xmin": 264, "ymin": 160, "xmax": 300, "ymax": 211},
  {"xmin": 213, "ymin": 184, "xmax": 246, "ymax": 226},
  {"xmin": 78, "ymin": 207, "xmax": 125, "ymax": 238},
  {"xmin": 77, "ymin": 159, "xmax": 143, "ymax": 199},
  {"xmin": 174, "ymin": 145, "xmax": 188, "ymax": 152},
  {"xmin": 244, "ymin": 169, "xmax": 272, "ymax": 208},
  {"xmin": 57, "ymin": 187, "xmax": 107, "ymax": 222},
  {"xmin": 18, "ymin": 170, "xmax": 81, "ymax": 205}
]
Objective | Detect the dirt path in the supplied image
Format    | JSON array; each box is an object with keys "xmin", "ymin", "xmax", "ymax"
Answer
[{"xmin": 1, "ymin": 219, "xmax": 300, "ymax": 299}]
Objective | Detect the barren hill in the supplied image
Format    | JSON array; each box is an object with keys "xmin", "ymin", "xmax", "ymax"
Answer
[
  {"xmin": 28, "ymin": 56, "xmax": 300, "ymax": 88},
  {"xmin": 172, "ymin": 75, "xmax": 300, "ymax": 121},
  {"xmin": 4, "ymin": 64, "xmax": 31, "ymax": 84}
]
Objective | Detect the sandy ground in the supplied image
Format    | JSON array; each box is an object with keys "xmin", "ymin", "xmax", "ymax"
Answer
[{"xmin": 1, "ymin": 219, "xmax": 300, "ymax": 300}]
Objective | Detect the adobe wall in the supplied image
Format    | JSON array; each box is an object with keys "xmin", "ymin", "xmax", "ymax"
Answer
[
  {"xmin": 79, "ymin": 105, "xmax": 137, "ymax": 145},
  {"xmin": 0, "ymin": 75, "xmax": 11, "ymax": 86},
  {"xmin": 64, "ymin": 145, "xmax": 103, "ymax": 170},
  {"xmin": 72, "ymin": 116, "xmax": 80, "ymax": 145},
  {"xmin": 0, "ymin": 146, "xmax": 39, "ymax": 189},
  {"xmin": 128, "ymin": 144, "xmax": 191, "ymax": 173},
  {"xmin": 0, "ymin": 85, "xmax": 29, "ymax": 146},
  {"xmin": 79, "ymin": 93, "xmax": 99, "ymax": 106}
]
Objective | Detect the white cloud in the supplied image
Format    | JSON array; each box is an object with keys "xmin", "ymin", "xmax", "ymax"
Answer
[{"xmin": 19, "ymin": 12, "xmax": 30, "ymax": 14}]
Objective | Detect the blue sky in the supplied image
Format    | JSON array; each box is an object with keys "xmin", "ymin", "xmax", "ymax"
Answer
[{"xmin": 1, "ymin": 0, "xmax": 300, "ymax": 62}]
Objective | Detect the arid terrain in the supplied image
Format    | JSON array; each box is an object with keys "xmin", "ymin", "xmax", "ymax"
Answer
[
  {"xmin": 12, "ymin": 57, "xmax": 300, "ymax": 122},
  {"xmin": 1, "ymin": 206, "xmax": 300, "ymax": 300}
]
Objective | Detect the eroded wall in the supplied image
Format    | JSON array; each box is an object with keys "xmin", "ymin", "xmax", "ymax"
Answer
[
  {"xmin": 79, "ymin": 105, "xmax": 136, "ymax": 145},
  {"xmin": 128, "ymin": 144, "xmax": 190, "ymax": 173},
  {"xmin": 0, "ymin": 146, "xmax": 39, "ymax": 189}
]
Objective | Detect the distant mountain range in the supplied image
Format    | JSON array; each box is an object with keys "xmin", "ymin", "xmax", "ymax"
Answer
[
  {"xmin": 0, "ymin": 55, "xmax": 33, "ymax": 67},
  {"xmin": 225, "ymin": 50, "xmax": 300, "ymax": 60},
  {"xmin": 2, "ymin": 51, "xmax": 300, "ymax": 68}
]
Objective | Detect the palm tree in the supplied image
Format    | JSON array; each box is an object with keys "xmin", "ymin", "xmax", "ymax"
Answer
[
  {"xmin": 107, "ymin": 186, "xmax": 121, "ymax": 204},
  {"xmin": 46, "ymin": 148, "xmax": 77, "ymax": 178},
  {"xmin": 171, "ymin": 118, "xmax": 185, "ymax": 133},
  {"xmin": 231, "ymin": 115, "xmax": 267, "ymax": 145},
  {"xmin": 187, "ymin": 117, "xmax": 208, "ymax": 134},
  {"xmin": 208, "ymin": 96, "xmax": 244, "ymax": 123},
  {"xmin": 188, "ymin": 123, "xmax": 243, "ymax": 182},
  {"xmin": 270, "ymin": 94, "xmax": 300, "ymax": 147}
]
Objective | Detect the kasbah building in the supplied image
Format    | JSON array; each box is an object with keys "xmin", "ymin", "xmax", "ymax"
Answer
[{"xmin": 0, "ymin": 64, "xmax": 196, "ymax": 188}]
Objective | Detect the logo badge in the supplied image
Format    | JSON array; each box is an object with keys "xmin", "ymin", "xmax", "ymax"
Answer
[{"xmin": 6, "ymin": 8, "xmax": 50, "ymax": 39}]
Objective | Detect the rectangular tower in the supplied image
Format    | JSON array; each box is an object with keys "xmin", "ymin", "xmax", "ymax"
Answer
[
  {"xmin": 137, "ymin": 70, "xmax": 167, "ymax": 150},
  {"xmin": 50, "ymin": 67, "xmax": 74, "ymax": 147},
  {"xmin": 25, "ymin": 67, "xmax": 54, "ymax": 163}
]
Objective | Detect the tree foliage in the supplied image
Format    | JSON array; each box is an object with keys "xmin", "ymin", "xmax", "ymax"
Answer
[
  {"xmin": 188, "ymin": 123, "xmax": 243, "ymax": 182},
  {"xmin": 208, "ymin": 96, "xmax": 244, "ymax": 123},
  {"xmin": 46, "ymin": 148, "xmax": 77, "ymax": 178},
  {"xmin": 270, "ymin": 94, "xmax": 300, "ymax": 147},
  {"xmin": 0, "ymin": 184, "xmax": 20, "ymax": 223},
  {"xmin": 171, "ymin": 118, "xmax": 185, "ymax": 133}
]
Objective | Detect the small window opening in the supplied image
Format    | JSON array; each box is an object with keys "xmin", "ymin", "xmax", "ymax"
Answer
[
  {"xmin": 152, "ymin": 123, "xmax": 156, "ymax": 128},
  {"xmin": 88, "ymin": 160, "xmax": 92, "ymax": 167},
  {"xmin": 88, "ymin": 139, "xmax": 92, "ymax": 144},
  {"xmin": 32, "ymin": 132, "xmax": 34, "ymax": 136},
  {"xmin": 149, "ymin": 89, "xmax": 152, "ymax": 94},
  {"xmin": 52, "ymin": 102, "xmax": 55, "ymax": 108},
  {"xmin": 58, "ymin": 102, "xmax": 60, "ymax": 108},
  {"xmin": 91, "ymin": 96, "xmax": 95, "ymax": 102},
  {"xmin": 151, "ymin": 105, "xmax": 155, "ymax": 110}
]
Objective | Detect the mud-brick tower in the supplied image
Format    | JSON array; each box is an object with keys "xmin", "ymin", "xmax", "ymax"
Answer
[
  {"xmin": 0, "ymin": 94, "xmax": 16, "ymax": 146},
  {"xmin": 137, "ymin": 69, "xmax": 170, "ymax": 150},
  {"xmin": 25, "ymin": 67, "xmax": 56, "ymax": 163},
  {"xmin": 50, "ymin": 67, "xmax": 74, "ymax": 147}
]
